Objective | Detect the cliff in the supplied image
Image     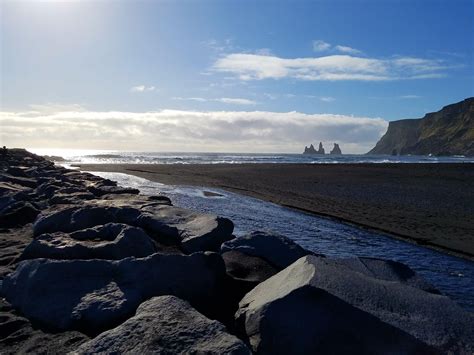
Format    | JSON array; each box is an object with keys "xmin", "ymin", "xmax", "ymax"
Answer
[{"xmin": 368, "ymin": 98, "xmax": 474, "ymax": 156}]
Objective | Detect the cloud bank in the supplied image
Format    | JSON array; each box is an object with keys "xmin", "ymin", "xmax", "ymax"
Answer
[
  {"xmin": 0, "ymin": 109, "xmax": 387, "ymax": 153},
  {"xmin": 213, "ymin": 53, "xmax": 449, "ymax": 81}
]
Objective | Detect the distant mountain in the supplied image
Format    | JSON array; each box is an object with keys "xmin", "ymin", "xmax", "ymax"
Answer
[{"xmin": 368, "ymin": 98, "xmax": 474, "ymax": 156}]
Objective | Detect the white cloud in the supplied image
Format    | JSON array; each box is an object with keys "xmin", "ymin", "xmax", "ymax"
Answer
[
  {"xmin": 334, "ymin": 45, "xmax": 362, "ymax": 55},
  {"xmin": 173, "ymin": 97, "xmax": 257, "ymax": 105},
  {"xmin": 399, "ymin": 95, "xmax": 422, "ymax": 99},
  {"xmin": 213, "ymin": 53, "xmax": 448, "ymax": 81},
  {"xmin": 130, "ymin": 85, "xmax": 155, "ymax": 93},
  {"xmin": 0, "ymin": 109, "xmax": 388, "ymax": 153},
  {"xmin": 216, "ymin": 98, "xmax": 257, "ymax": 105},
  {"xmin": 313, "ymin": 40, "xmax": 362, "ymax": 55},
  {"xmin": 319, "ymin": 96, "xmax": 336, "ymax": 102},
  {"xmin": 312, "ymin": 40, "xmax": 331, "ymax": 52}
]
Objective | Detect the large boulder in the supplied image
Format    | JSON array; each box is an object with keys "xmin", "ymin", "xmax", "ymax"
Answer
[
  {"xmin": 74, "ymin": 296, "xmax": 250, "ymax": 354},
  {"xmin": 221, "ymin": 231, "xmax": 314, "ymax": 269},
  {"xmin": 87, "ymin": 185, "xmax": 140, "ymax": 197},
  {"xmin": 33, "ymin": 206, "xmax": 142, "ymax": 236},
  {"xmin": 33, "ymin": 205, "xmax": 233, "ymax": 253},
  {"xmin": 1, "ymin": 252, "xmax": 227, "ymax": 334},
  {"xmin": 222, "ymin": 250, "xmax": 278, "ymax": 285},
  {"xmin": 0, "ymin": 299, "xmax": 89, "ymax": 354},
  {"xmin": 0, "ymin": 173, "xmax": 37, "ymax": 188},
  {"xmin": 22, "ymin": 223, "xmax": 156, "ymax": 260},
  {"xmin": 138, "ymin": 205, "xmax": 234, "ymax": 252},
  {"xmin": 236, "ymin": 255, "xmax": 473, "ymax": 354},
  {"xmin": 0, "ymin": 201, "xmax": 40, "ymax": 228}
]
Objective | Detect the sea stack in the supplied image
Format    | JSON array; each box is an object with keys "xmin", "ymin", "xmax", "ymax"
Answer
[
  {"xmin": 330, "ymin": 143, "xmax": 342, "ymax": 155},
  {"xmin": 303, "ymin": 142, "xmax": 325, "ymax": 155}
]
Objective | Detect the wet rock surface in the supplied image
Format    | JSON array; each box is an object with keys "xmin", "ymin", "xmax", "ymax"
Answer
[{"xmin": 0, "ymin": 148, "xmax": 472, "ymax": 354}]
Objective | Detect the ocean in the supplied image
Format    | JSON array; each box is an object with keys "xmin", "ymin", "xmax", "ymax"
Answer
[{"xmin": 30, "ymin": 149, "xmax": 474, "ymax": 165}]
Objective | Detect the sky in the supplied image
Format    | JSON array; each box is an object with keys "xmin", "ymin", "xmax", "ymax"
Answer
[{"xmin": 1, "ymin": 0, "xmax": 473, "ymax": 153}]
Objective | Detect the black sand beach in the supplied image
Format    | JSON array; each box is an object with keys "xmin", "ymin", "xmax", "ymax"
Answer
[{"xmin": 79, "ymin": 163, "xmax": 474, "ymax": 260}]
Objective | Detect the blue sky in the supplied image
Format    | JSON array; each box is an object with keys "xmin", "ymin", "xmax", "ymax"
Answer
[{"xmin": 1, "ymin": 0, "xmax": 473, "ymax": 153}]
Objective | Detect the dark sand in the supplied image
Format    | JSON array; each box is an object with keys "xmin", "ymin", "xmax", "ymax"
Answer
[{"xmin": 79, "ymin": 163, "xmax": 474, "ymax": 260}]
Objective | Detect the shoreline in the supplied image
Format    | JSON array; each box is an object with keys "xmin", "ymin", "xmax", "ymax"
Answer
[{"xmin": 78, "ymin": 163, "xmax": 474, "ymax": 261}]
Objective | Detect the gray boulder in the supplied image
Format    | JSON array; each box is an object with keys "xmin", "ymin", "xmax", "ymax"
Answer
[
  {"xmin": 22, "ymin": 223, "xmax": 156, "ymax": 260},
  {"xmin": 0, "ymin": 201, "xmax": 40, "ymax": 228},
  {"xmin": 221, "ymin": 231, "xmax": 314, "ymax": 269},
  {"xmin": 33, "ymin": 204, "xmax": 232, "ymax": 253},
  {"xmin": 33, "ymin": 206, "xmax": 142, "ymax": 236},
  {"xmin": 0, "ymin": 298, "xmax": 89, "ymax": 354},
  {"xmin": 1, "ymin": 252, "xmax": 226, "ymax": 334},
  {"xmin": 236, "ymin": 255, "xmax": 473, "ymax": 354},
  {"xmin": 222, "ymin": 250, "xmax": 278, "ymax": 284},
  {"xmin": 138, "ymin": 205, "xmax": 234, "ymax": 252},
  {"xmin": 87, "ymin": 185, "xmax": 140, "ymax": 197},
  {"xmin": 73, "ymin": 296, "xmax": 250, "ymax": 354}
]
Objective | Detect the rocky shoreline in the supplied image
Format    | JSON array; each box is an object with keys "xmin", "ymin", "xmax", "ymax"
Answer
[{"xmin": 0, "ymin": 149, "xmax": 473, "ymax": 354}]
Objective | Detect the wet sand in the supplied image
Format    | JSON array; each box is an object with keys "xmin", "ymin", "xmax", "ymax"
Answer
[{"xmin": 79, "ymin": 163, "xmax": 474, "ymax": 260}]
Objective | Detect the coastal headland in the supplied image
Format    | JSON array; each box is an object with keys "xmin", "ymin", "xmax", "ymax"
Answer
[{"xmin": 79, "ymin": 163, "xmax": 474, "ymax": 260}]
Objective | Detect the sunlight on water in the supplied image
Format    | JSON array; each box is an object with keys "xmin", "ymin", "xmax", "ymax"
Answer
[{"xmin": 29, "ymin": 149, "xmax": 474, "ymax": 164}]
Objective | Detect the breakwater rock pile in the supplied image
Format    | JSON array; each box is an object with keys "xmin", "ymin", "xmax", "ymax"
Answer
[{"xmin": 0, "ymin": 149, "xmax": 472, "ymax": 354}]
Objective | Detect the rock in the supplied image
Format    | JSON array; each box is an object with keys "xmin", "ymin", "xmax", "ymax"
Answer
[
  {"xmin": 33, "ymin": 204, "xmax": 232, "ymax": 253},
  {"xmin": 0, "ymin": 173, "xmax": 37, "ymax": 188},
  {"xmin": 0, "ymin": 202, "xmax": 40, "ymax": 228},
  {"xmin": 0, "ymin": 299, "xmax": 88, "ymax": 355},
  {"xmin": 221, "ymin": 231, "xmax": 313, "ymax": 269},
  {"xmin": 49, "ymin": 192, "xmax": 96, "ymax": 205},
  {"xmin": 0, "ymin": 181, "xmax": 31, "ymax": 194},
  {"xmin": 87, "ymin": 185, "xmax": 140, "ymax": 197},
  {"xmin": 1, "ymin": 252, "xmax": 227, "ymax": 334},
  {"xmin": 138, "ymin": 205, "xmax": 234, "ymax": 252},
  {"xmin": 94, "ymin": 194, "xmax": 172, "ymax": 209},
  {"xmin": 330, "ymin": 143, "xmax": 342, "ymax": 155},
  {"xmin": 236, "ymin": 255, "xmax": 473, "ymax": 354},
  {"xmin": 33, "ymin": 206, "xmax": 142, "ymax": 236},
  {"xmin": 74, "ymin": 296, "xmax": 250, "ymax": 354},
  {"xmin": 222, "ymin": 250, "xmax": 279, "ymax": 303},
  {"xmin": 22, "ymin": 223, "xmax": 156, "ymax": 260},
  {"xmin": 303, "ymin": 142, "xmax": 325, "ymax": 155},
  {"xmin": 222, "ymin": 250, "xmax": 278, "ymax": 284}
]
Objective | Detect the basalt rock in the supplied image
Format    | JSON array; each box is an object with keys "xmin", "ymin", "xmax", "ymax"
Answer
[
  {"xmin": 330, "ymin": 143, "xmax": 342, "ymax": 155},
  {"xmin": 138, "ymin": 205, "xmax": 234, "ymax": 252},
  {"xmin": 32, "ymin": 206, "xmax": 142, "ymax": 236},
  {"xmin": 0, "ymin": 201, "xmax": 40, "ymax": 228},
  {"xmin": 236, "ymin": 255, "xmax": 473, "ymax": 354},
  {"xmin": 303, "ymin": 142, "xmax": 325, "ymax": 155},
  {"xmin": 73, "ymin": 296, "xmax": 250, "ymax": 354},
  {"xmin": 22, "ymin": 223, "xmax": 156, "ymax": 260},
  {"xmin": 1, "ymin": 252, "xmax": 227, "ymax": 335},
  {"xmin": 221, "ymin": 231, "xmax": 314, "ymax": 269},
  {"xmin": 0, "ymin": 299, "xmax": 89, "ymax": 355}
]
